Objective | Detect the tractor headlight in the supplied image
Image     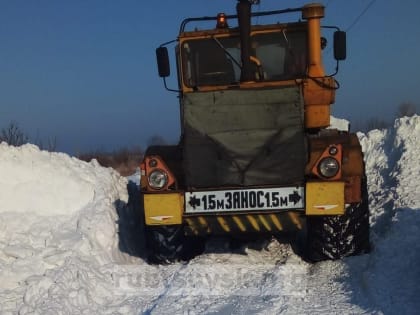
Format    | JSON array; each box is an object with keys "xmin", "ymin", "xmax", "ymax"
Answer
[
  {"xmin": 318, "ymin": 157, "xmax": 339, "ymax": 178},
  {"xmin": 148, "ymin": 169, "xmax": 168, "ymax": 189}
]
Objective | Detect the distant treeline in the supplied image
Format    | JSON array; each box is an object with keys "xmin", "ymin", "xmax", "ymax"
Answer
[
  {"xmin": 78, "ymin": 147, "xmax": 143, "ymax": 176},
  {"xmin": 351, "ymin": 102, "xmax": 419, "ymax": 132}
]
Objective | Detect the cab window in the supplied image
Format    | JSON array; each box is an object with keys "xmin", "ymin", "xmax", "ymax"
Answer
[{"xmin": 181, "ymin": 29, "xmax": 307, "ymax": 87}]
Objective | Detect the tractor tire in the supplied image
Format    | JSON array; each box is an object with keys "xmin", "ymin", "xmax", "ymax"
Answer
[
  {"xmin": 145, "ymin": 225, "xmax": 185, "ymax": 264},
  {"xmin": 305, "ymin": 179, "xmax": 370, "ymax": 262},
  {"xmin": 145, "ymin": 225, "xmax": 206, "ymax": 264}
]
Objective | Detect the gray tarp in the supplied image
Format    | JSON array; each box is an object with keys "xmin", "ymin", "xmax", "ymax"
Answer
[{"xmin": 182, "ymin": 86, "xmax": 306, "ymax": 188}]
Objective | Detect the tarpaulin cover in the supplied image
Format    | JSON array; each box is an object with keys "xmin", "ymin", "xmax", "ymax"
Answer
[{"xmin": 182, "ymin": 86, "xmax": 306, "ymax": 188}]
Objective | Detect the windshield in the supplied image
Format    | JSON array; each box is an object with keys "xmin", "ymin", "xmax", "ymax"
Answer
[{"xmin": 181, "ymin": 30, "xmax": 307, "ymax": 87}]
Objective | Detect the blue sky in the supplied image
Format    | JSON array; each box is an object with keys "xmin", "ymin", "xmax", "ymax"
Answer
[{"xmin": 1, "ymin": 0, "xmax": 419, "ymax": 153}]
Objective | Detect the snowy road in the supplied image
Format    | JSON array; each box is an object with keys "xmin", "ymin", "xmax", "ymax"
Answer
[{"xmin": 0, "ymin": 116, "xmax": 419, "ymax": 314}]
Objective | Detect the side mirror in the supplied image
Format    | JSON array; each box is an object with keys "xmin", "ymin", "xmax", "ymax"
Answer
[
  {"xmin": 156, "ymin": 47, "xmax": 170, "ymax": 77},
  {"xmin": 333, "ymin": 31, "xmax": 346, "ymax": 61}
]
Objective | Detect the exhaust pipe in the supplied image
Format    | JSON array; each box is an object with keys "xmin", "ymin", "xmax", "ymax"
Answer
[{"xmin": 237, "ymin": 0, "xmax": 253, "ymax": 82}]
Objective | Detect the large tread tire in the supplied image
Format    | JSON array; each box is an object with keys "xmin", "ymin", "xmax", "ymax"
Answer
[
  {"xmin": 145, "ymin": 225, "xmax": 206, "ymax": 264},
  {"xmin": 305, "ymin": 179, "xmax": 370, "ymax": 262},
  {"xmin": 145, "ymin": 225, "xmax": 185, "ymax": 264}
]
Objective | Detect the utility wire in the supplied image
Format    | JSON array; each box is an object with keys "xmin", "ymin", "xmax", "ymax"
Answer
[
  {"xmin": 324, "ymin": 0, "xmax": 377, "ymax": 61},
  {"xmin": 346, "ymin": 0, "xmax": 377, "ymax": 32}
]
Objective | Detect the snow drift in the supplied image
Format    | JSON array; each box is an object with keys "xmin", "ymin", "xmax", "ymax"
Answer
[
  {"xmin": 354, "ymin": 115, "xmax": 420, "ymax": 314},
  {"xmin": 0, "ymin": 144, "xmax": 136, "ymax": 314},
  {"xmin": 0, "ymin": 116, "xmax": 419, "ymax": 314}
]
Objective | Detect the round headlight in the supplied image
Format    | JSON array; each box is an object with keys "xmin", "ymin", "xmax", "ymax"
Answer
[
  {"xmin": 318, "ymin": 157, "xmax": 339, "ymax": 178},
  {"xmin": 148, "ymin": 169, "xmax": 168, "ymax": 189}
]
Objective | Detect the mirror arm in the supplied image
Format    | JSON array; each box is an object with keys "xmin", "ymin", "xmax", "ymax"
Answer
[{"xmin": 163, "ymin": 77, "xmax": 181, "ymax": 93}]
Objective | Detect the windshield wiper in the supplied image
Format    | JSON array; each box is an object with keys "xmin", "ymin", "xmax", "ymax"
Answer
[{"xmin": 212, "ymin": 37, "xmax": 242, "ymax": 70}]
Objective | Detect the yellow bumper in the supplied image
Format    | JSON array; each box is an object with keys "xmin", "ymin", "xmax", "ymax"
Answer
[
  {"xmin": 305, "ymin": 181, "xmax": 345, "ymax": 215},
  {"xmin": 143, "ymin": 193, "xmax": 183, "ymax": 225}
]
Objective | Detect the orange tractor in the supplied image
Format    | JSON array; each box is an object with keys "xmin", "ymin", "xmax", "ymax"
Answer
[{"xmin": 141, "ymin": 1, "xmax": 370, "ymax": 263}]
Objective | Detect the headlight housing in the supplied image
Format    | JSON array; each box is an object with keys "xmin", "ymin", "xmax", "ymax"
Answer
[
  {"xmin": 318, "ymin": 157, "xmax": 339, "ymax": 178},
  {"xmin": 148, "ymin": 169, "xmax": 168, "ymax": 189}
]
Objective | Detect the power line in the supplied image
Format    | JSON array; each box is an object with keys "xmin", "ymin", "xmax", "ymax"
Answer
[{"xmin": 346, "ymin": 0, "xmax": 377, "ymax": 32}]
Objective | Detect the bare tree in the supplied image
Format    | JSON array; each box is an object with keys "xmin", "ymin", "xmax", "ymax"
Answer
[
  {"xmin": 350, "ymin": 119, "xmax": 364, "ymax": 132},
  {"xmin": 46, "ymin": 137, "xmax": 58, "ymax": 152},
  {"xmin": 365, "ymin": 117, "xmax": 390, "ymax": 131},
  {"xmin": 396, "ymin": 102, "xmax": 418, "ymax": 118},
  {"xmin": 0, "ymin": 121, "xmax": 29, "ymax": 146},
  {"xmin": 36, "ymin": 136, "xmax": 58, "ymax": 152}
]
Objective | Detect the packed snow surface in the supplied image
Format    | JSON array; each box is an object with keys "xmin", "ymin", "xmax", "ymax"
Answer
[{"xmin": 0, "ymin": 116, "xmax": 419, "ymax": 314}]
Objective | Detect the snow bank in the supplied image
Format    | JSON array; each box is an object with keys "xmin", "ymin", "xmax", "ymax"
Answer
[
  {"xmin": 0, "ymin": 144, "xmax": 93, "ymax": 215},
  {"xmin": 359, "ymin": 115, "xmax": 420, "ymax": 230},
  {"xmin": 351, "ymin": 115, "xmax": 420, "ymax": 313},
  {"xmin": 329, "ymin": 115, "xmax": 350, "ymax": 131},
  {"xmin": 0, "ymin": 143, "xmax": 133, "ymax": 314}
]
